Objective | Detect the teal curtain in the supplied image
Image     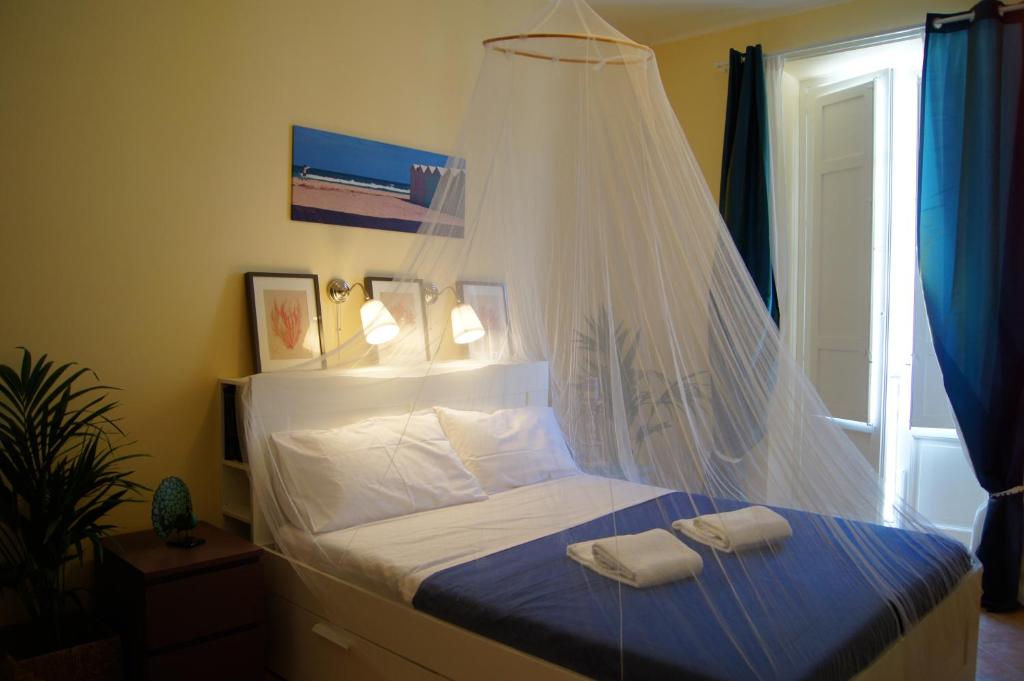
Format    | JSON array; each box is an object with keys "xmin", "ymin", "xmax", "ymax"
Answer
[
  {"xmin": 919, "ymin": 0, "xmax": 1024, "ymax": 611},
  {"xmin": 720, "ymin": 45, "xmax": 779, "ymax": 326},
  {"xmin": 706, "ymin": 45, "xmax": 780, "ymax": 474}
]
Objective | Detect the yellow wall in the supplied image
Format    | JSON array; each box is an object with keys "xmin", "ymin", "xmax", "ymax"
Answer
[
  {"xmin": 0, "ymin": 0, "xmax": 978, "ymax": 567},
  {"xmin": 654, "ymin": 0, "xmax": 965, "ymax": 198},
  {"xmin": 0, "ymin": 0, "xmax": 543, "ymax": 534}
]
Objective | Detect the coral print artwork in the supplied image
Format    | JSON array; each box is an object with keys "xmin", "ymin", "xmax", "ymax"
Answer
[
  {"xmin": 364, "ymin": 277, "xmax": 430, "ymax": 365},
  {"xmin": 379, "ymin": 291, "xmax": 417, "ymax": 329},
  {"xmin": 458, "ymin": 282, "xmax": 510, "ymax": 361},
  {"xmin": 264, "ymin": 290, "xmax": 313, "ymax": 360},
  {"xmin": 245, "ymin": 272, "xmax": 324, "ymax": 373},
  {"xmin": 474, "ymin": 292, "xmax": 508, "ymax": 339}
]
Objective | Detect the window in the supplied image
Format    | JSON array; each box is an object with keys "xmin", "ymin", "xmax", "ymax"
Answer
[{"xmin": 777, "ymin": 33, "xmax": 986, "ymax": 544}]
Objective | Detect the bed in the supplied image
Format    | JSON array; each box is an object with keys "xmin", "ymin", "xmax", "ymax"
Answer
[{"xmin": 232, "ymin": 360, "xmax": 981, "ymax": 681}]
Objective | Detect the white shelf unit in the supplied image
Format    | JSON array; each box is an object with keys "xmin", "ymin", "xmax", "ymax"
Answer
[{"xmin": 218, "ymin": 377, "xmax": 270, "ymax": 545}]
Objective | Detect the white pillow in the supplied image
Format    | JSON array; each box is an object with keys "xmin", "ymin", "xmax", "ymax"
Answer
[
  {"xmin": 271, "ymin": 411, "xmax": 486, "ymax": 534},
  {"xmin": 433, "ymin": 406, "xmax": 578, "ymax": 494}
]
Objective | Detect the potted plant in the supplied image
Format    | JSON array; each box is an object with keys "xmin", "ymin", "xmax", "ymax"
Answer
[
  {"xmin": 571, "ymin": 310, "xmax": 708, "ymax": 477},
  {"xmin": 0, "ymin": 349, "xmax": 145, "ymax": 680}
]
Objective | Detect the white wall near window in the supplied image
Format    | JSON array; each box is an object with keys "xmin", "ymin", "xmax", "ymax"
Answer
[{"xmin": 907, "ymin": 432, "xmax": 987, "ymax": 545}]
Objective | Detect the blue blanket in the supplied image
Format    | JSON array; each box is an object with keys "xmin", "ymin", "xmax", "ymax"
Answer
[{"xmin": 413, "ymin": 492, "xmax": 971, "ymax": 681}]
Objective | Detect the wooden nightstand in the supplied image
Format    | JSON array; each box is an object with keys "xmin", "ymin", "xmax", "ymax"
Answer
[{"xmin": 99, "ymin": 521, "xmax": 266, "ymax": 681}]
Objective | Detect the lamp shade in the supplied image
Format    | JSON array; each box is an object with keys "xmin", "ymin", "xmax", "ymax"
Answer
[
  {"xmin": 360, "ymin": 299, "xmax": 400, "ymax": 345},
  {"xmin": 451, "ymin": 303, "xmax": 486, "ymax": 344}
]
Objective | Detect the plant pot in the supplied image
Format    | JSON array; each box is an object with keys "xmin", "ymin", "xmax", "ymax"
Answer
[{"xmin": 1, "ymin": 630, "xmax": 120, "ymax": 681}]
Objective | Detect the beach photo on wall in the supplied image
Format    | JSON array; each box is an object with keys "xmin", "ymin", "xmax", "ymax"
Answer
[{"xmin": 291, "ymin": 125, "xmax": 464, "ymax": 237}]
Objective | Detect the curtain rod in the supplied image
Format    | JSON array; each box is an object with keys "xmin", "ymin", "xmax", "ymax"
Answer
[
  {"xmin": 933, "ymin": 2, "xmax": 1024, "ymax": 28},
  {"xmin": 712, "ymin": 25, "xmax": 923, "ymax": 71},
  {"xmin": 711, "ymin": 2, "xmax": 1024, "ymax": 70}
]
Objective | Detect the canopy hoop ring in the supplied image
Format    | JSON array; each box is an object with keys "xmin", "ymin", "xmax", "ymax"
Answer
[{"xmin": 482, "ymin": 32, "xmax": 654, "ymax": 65}]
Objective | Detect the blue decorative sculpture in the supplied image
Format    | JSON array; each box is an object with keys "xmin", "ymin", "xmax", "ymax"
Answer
[{"xmin": 151, "ymin": 476, "xmax": 205, "ymax": 548}]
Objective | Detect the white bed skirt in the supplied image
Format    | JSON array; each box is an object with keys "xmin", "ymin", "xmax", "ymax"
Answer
[{"xmin": 261, "ymin": 549, "xmax": 981, "ymax": 681}]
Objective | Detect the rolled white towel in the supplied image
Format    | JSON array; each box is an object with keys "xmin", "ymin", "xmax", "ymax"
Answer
[
  {"xmin": 567, "ymin": 529, "xmax": 703, "ymax": 588},
  {"xmin": 672, "ymin": 506, "xmax": 792, "ymax": 553}
]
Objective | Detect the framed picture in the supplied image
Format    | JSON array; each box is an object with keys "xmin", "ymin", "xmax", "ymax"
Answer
[
  {"xmin": 244, "ymin": 272, "xmax": 324, "ymax": 373},
  {"xmin": 457, "ymin": 281, "xmax": 510, "ymax": 361},
  {"xmin": 365, "ymin": 277, "xmax": 430, "ymax": 364},
  {"xmin": 291, "ymin": 125, "xmax": 465, "ymax": 238}
]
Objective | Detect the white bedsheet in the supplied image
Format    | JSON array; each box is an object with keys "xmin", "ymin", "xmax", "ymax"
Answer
[{"xmin": 279, "ymin": 473, "xmax": 671, "ymax": 603}]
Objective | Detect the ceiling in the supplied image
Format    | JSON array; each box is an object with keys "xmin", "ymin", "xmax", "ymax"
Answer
[{"xmin": 587, "ymin": 0, "xmax": 849, "ymax": 45}]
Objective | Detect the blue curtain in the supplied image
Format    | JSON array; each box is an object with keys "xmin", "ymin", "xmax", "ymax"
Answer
[
  {"xmin": 919, "ymin": 0, "xmax": 1024, "ymax": 612},
  {"xmin": 706, "ymin": 45, "xmax": 780, "ymax": 478},
  {"xmin": 720, "ymin": 45, "xmax": 780, "ymax": 326}
]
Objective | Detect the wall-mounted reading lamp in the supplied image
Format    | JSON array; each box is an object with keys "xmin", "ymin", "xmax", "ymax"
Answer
[
  {"xmin": 424, "ymin": 283, "xmax": 486, "ymax": 345},
  {"xmin": 326, "ymin": 279, "xmax": 400, "ymax": 345}
]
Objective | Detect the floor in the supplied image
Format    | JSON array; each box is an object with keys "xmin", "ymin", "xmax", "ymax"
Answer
[
  {"xmin": 976, "ymin": 608, "xmax": 1024, "ymax": 681},
  {"xmin": 266, "ymin": 608, "xmax": 1024, "ymax": 680}
]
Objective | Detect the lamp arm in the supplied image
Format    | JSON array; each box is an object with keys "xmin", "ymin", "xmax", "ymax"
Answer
[
  {"xmin": 424, "ymin": 282, "xmax": 461, "ymax": 305},
  {"xmin": 327, "ymin": 279, "xmax": 369, "ymax": 304}
]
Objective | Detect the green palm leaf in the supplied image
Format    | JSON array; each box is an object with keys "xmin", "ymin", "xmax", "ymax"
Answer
[
  {"xmin": 573, "ymin": 310, "xmax": 709, "ymax": 473},
  {"xmin": 0, "ymin": 348, "xmax": 146, "ymax": 650}
]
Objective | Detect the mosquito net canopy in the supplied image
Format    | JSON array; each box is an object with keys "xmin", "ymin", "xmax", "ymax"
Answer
[{"xmin": 241, "ymin": 2, "xmax": 976, "ymax": 679}]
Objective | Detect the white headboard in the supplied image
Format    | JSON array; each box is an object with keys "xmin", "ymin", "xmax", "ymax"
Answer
[
  {"xmin": 244, "ymin": 360, "xmax": 549, "ymax": 437},
  {"xmin": 225, "ymin": 361, "xmax": 549, "ymax": 546}
]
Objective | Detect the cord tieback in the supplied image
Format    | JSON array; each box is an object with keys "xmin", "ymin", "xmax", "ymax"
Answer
[{"xmin": 990, "ymin": 484, "xmax": 1024, "ymax": 499}]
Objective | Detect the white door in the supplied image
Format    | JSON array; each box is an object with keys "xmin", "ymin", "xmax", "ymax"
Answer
[{"xmin": 798, "ymin": 76, "xmax": 883, "ymax": 469}]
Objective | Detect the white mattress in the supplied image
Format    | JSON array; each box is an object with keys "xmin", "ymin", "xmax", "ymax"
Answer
[{"xmin": 279, "ymin": 473, "xmax": 670, "ymax": 603}]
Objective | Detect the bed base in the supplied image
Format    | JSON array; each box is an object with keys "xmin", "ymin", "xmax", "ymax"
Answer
[
  {"xmin": 262, "ymin": 549, "xmax": 980, "ymax": 681},
  {"xmin": 263, "ymin": 549, "xmax": 586, "ymax": 681}
]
